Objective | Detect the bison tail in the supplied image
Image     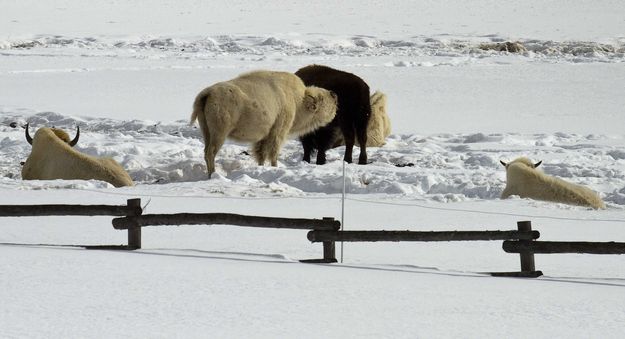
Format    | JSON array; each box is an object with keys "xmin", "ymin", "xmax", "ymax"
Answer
[{"xmin": 190, "ymin": 90, "xmax": 210, "ymax": 125}]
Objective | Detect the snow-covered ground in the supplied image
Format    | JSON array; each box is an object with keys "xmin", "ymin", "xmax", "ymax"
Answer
[{"xmin": 1, "ymin": 1, "xmax": 625, "ymax": 338}]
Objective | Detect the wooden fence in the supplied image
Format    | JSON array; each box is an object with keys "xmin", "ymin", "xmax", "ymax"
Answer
[
  {"xmin": 306, "ymin": 220, "xmax": 625, "ymax": 277},
  {"xmin": 2, "ymin": 199, "xmax": 624, "ymax": 276},
  {"xmin": 307, "ymin": 221, "xmax": 543, "ymax": 277},
  {"xmin": 112, "ymin": 212, "xmax": 340, "ymax": 262}
]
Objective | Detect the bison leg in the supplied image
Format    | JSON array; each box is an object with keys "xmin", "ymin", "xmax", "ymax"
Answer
[
  {"xmin": 204, "ymin": 128, "xmax": 227, "ymax": 179},
  {"xmin": 204, "ymin": 144, "xmax": 215, "ymax": 178},
  {"xmin": 252, "ymin": 141, "xmax": 268, "ymax": 166},
  {"xmin": 196, "ymin": 116, "xmax": 215, "ymax": 178},
  {"xmin": 501, "ymin": 187, "xmax": 512, "ymax": 199},
  {"xmin": 302, "ymin": 145, "xmax": 312, "ymax": 163},
  {"xmin": 254, "ymin": 130, "xmax": 287, "ymax": 167},
  {"xmin": 356, "ymin": 123, "xmax": 368, "ymax": 165},
  {"xmin": 260, "ymin": 111, "xmax": 292, "ymax": 167},
  {"xmin": 254, "ymin": 138, "xmax": 285, "ymax": 167},
  {"xmin": 315, "ymin": 148, "xmax": 327, "ymax": 165},
  {"xmin": 301, "ymin": 134, "xmax": 314, "ymax": 163},
  {"xmin": 314, "ymin": 127, "xmax": 339, "ymax": 165},
  {"xmin": 341, "ymin": 126, "xmax": 356, "ymax": 164}
]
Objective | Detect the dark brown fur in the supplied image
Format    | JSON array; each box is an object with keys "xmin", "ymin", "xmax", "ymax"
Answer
[{"xmin": 295, "ymin": 65, "xmax": 371, "ymax": 165}]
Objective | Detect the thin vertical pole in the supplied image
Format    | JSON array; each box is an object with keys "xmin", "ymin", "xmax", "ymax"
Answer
[
  {"xmin": 341, "ymin": 161, "xmax": 346, "ymax": 263},
  {"xmin": 127, "ymin": 198, "xmax": 142, "ymax": 249},
  {"xmin": 517, "ymin": 221, "xmax": 536, "ymax": 272}
]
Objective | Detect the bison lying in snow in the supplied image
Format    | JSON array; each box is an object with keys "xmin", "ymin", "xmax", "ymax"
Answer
[
  {"xmin": 21, "ymin": 124, "xmax": 134, "ymax": 187},
  {"xmin": 364, "ymin": 91, "xmax": 391, "ymax": 147},
  {"xmin": 332, "ymin": 90, "xmax": 390, "ymax": 148},
  {"xmin": 190, "ymin": 70, "xmax": 338, "ymax": 178},
  {"xmin": 295, "ymin": 65, "xmax": 371, "ymax": 165},
  {"xmin": 500, "ymin": 157, "xmax": 605, "ymax": 209}
]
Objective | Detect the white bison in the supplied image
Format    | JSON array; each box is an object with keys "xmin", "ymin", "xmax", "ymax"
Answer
[
  {"xmin": 190, "ymin": 70, "xmax": 338, "ymax": 178},
  {"xmin": 500, "ymin": 157, "xmax": 605, "ymax": 209},
  {"xmin": 21, "ymin": 124, "xmax": 134, "ymax": 187}
]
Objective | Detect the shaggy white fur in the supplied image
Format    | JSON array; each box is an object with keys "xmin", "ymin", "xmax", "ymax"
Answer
[
  {"xmin": 501, "ymin": 157, "xmax": 605, "ymax": 209},
  {"xmin": 364, "ymin": 91, "xmax": 391, "ymax": 147},
  {"xmin": 22, "ymin": 127, "xmax": 134, "ymax": 187},
  {"xmin": 190, "ymin": 70, "xmax": 337, "ymax": 178}
]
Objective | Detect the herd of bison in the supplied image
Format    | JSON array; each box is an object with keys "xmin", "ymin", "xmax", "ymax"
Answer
[{"xmin": 17, "ymin": 64, "xmax": 606, "ymax": 209}]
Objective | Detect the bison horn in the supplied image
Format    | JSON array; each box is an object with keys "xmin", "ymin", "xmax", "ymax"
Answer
[
  {"xmin": 25, "ymin": 123, "xmax": 33, "ymax": 145},
  {"xmin": 499, "ymin": 160, "xmax": 507, "ymax": 167},
  {"xmin": 69, "ymin": 126, "xmax": 80, "ymax": 147},
  {"xmin": 534, "ymin": 160, "xmax": 542, "ymax": 168}
]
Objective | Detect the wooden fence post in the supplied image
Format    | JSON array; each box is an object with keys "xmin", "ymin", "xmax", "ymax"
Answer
[
  {"xmin": 127, "ymin": 199, "xmax": 142, "ymax": 249},
  {"xmin": 517, "ymin": 221, "xmax": 536, "ymax": 272},
  {"xmin": 322, "ymin": 217, "xmax": 337, "ymax": 262}
]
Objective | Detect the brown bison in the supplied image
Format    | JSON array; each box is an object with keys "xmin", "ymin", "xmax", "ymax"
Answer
[
  {"xmin": 190, "ymin": 70, "xmax": 338, "ymax": 178},
  {"xmin": 295, "ymin": 65, "xmax": 371, "ymax": 165},
  {"xmin": 22, "ymin": 124, "xmax": 134, "ymax": 187}
]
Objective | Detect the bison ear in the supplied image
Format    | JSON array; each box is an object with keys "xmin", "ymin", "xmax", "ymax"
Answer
[
  {"xmin": 499, "ymin": 160, "xmax": 507, "ymax": 167},
  {"xmin": 533, "ymin": 160, "xmax": 542, "ymax": 168},
  {"xmin": 304, "ymin": 94, "xmax": 318, "ymax": 112}
]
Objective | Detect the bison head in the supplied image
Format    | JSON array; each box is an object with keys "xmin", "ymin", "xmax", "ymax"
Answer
[
  {"xmin": 290, "ymin": 86, "xmax": 338, "ymax": 137},
  {"xmin": 25, "ymin": 123, "xmax": 80, "ymax": 147},
  {"xmin": 500, "ymin": 158, "xmax": 542, "ymax": 169},
  {"xmin": 303, "ymin": 87, "xmax": 338, "ymax": 114}
]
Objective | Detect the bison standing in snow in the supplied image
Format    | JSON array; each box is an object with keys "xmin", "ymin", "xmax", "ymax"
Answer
[
  {"xmin": 295, "ymin": 65, "xmax": 372, "ymax": 165},
  {"xmin": 21, "ymin": 124, "xmax": 134, "ymax": 187},
  {"xmin": 190, "ymin": 70, "xmax": 338, "ymax": 178},
  {"xmin": 500, "ymin": 157, "xmax": 605, "ymax": 209}
]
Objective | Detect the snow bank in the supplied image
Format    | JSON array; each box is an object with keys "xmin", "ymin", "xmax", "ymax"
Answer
[
  {"xmin": 2, "ymin": 34, "xmax": 624, "ymax": 63},
  {"xmin": 3, "ymin": 112, "xmax": 623, "ymax": 208}
]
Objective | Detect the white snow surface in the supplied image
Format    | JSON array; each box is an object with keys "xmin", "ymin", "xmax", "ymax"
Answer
[{"xmin": 1, "ymin": 1, "xmax": 625, "ymax": 338}]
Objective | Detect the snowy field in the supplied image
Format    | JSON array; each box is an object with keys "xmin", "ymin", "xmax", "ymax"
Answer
[{"xmin": 1, "ymin": 1, "xmax": 625, "ymax": 338}]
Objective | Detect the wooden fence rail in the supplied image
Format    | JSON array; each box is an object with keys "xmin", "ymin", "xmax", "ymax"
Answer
[
  {"xmin": 112, "ymin": 213, "xmax": 340, "ymax": 231},
  {"xmin": 503, "ymin": 240, "xmax": 625, "ymax": 255},
  {"xmin": 308, "ymin": 230, "xmax": 540, "ymax": 243},
  {"xmin": 0, "ymin": 203, "xmax": 141, "ymax": 217}
]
